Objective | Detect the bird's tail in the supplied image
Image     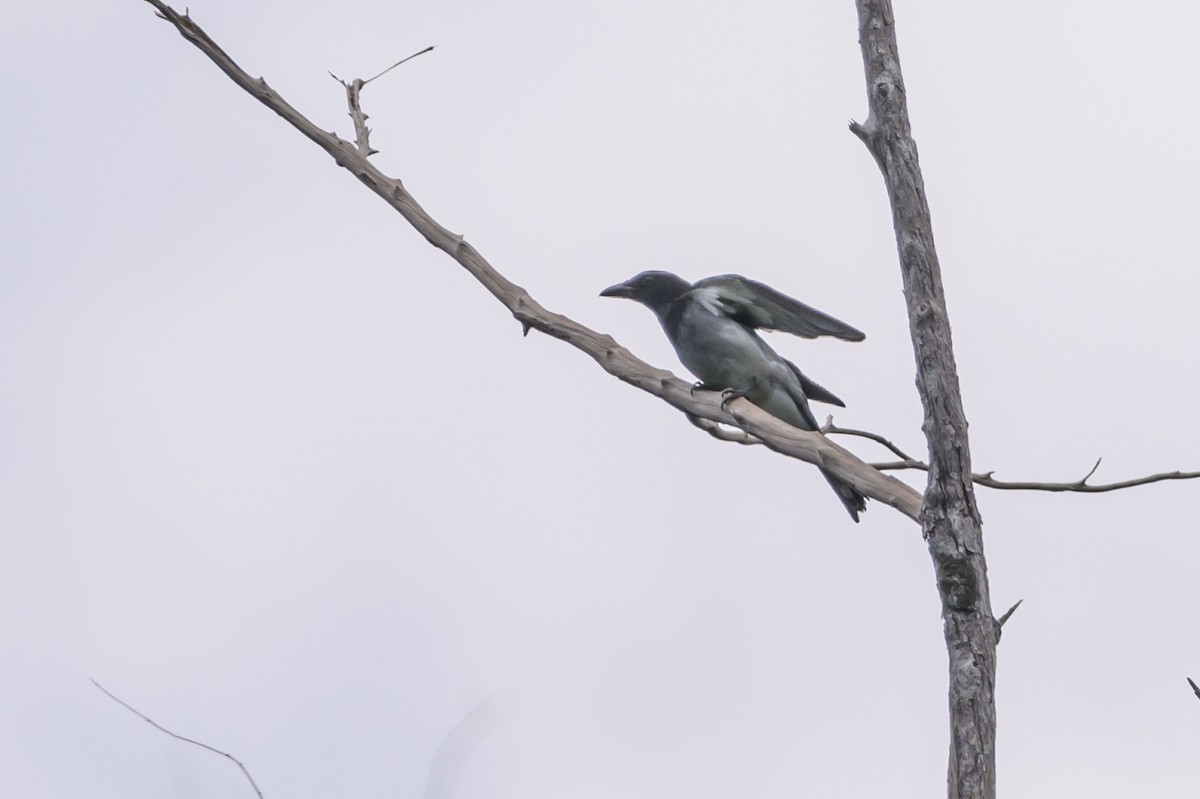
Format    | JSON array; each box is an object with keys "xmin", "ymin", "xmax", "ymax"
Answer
[{"xmin": 820, "ymin": 467, "xmax": 867, "ymax": 523}]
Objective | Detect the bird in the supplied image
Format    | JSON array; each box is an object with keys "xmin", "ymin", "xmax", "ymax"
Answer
[{"xmin": 600, "ymin": 270, "xmax": 868, "ymax": 522}]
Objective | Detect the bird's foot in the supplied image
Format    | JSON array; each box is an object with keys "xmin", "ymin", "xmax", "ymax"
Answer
[{"xmin": 719, "ymin": 386, "xmax": 752, "ymax": 413}]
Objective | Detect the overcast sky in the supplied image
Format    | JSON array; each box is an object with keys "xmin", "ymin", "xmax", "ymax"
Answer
[{"xmin": 2, "ymin": 1, "xmax": 1199, "ymax": 797}]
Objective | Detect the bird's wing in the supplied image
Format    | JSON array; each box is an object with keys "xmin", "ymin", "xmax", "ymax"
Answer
[{"xmin": 690, "ymin": 274, "xmax": 865, "ymax": 341}]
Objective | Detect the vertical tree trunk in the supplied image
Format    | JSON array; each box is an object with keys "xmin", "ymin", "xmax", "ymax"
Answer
[{"xmin": 849, "ymin": 3, "xmax": 997, "ymax": 798}]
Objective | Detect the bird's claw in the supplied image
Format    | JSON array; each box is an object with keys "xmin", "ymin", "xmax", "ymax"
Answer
[{"xmin": 719, "ymin": 387, "xmax": 750, "ymax": 413}]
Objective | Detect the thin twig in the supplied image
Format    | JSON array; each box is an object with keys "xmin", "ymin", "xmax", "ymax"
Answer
[
  {"xmin": 91, "ymin": 679, "xmax": 265, "ymax": 799},
  {"xmin": 823, "ymin": 417, "xmax": 916, "ymax": 461},
  {"xmin": 824, "ymin": 417, "xmax": 1200, "ymax": 494},
  {"xmin": 363, "ymin": 46, "xmax": 436, "ymax": 85},
  {"xmin": 971, "ymin": 469, "xmax": 1200, "ymax": 493},
  {"xmin": 330, "ymin": 46, "xmax": 435, "ymax": 156}
]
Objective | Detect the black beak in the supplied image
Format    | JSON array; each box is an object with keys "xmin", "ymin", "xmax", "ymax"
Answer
[{"xmin": 600, "ymin": 281, "xmax": 633, "ymax": 299}]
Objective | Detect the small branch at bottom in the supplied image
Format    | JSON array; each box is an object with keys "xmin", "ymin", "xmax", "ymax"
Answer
[{"xmin": 91, "ymin": 678, "xmax": 264, "ymax": 799}]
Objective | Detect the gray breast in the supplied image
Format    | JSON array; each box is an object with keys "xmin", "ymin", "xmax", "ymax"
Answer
[{"xmin": 671, "ymin": 304, "xmax": 778, "ymax": 388}]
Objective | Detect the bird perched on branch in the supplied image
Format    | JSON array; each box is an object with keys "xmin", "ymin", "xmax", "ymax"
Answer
[{"xmin": 600, "ymin": 271, "xmax": 867, "ymax": 522}]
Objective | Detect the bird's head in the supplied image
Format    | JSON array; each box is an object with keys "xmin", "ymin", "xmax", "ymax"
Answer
[{"xmin": 600, "ymin": 270, "xmax": 691, "ymax": 313}]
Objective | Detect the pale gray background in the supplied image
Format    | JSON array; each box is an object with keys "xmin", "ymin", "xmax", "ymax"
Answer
[{"xmin": 2, "ymin": 1, "xmax": 1198, "ymax": 797}]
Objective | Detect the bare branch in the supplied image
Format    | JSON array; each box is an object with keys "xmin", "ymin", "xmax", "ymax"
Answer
[
  {"xmin": 823, "ymin": 417, "xmax": 1200, "ymax": 494},
  {"xmin": 867, "ymin": 456, "xmax": 1200, "ymax": 494},
  {"xmin": 139, "ymin": 0, "xmax": 924, "ymax": 523},
  {"xmin": 972, "ymin": 468, "xmax": 1200, "ymax": 493},
  {"xmin": 847, "ymin": 119, "xmax": 871, "ymax": 147},
  {"xmin": 329, "ymin": 46, "xmax": 435, "ymax": 156},
  {"xmin": 996, "ymin": 600, "xmax": 1022, "ymax": 628},
  {"xmin": 340, "ymin": 78, "xmax": 377, "ymax": 156},
  {"xmin": 868, "ymin": 459, "xmax": 930, "ymax": 472},
  {"xmin": 823, "ymin": 417, "xmax": 917, "ymax": 461},
  {"xmin": 91, "ymin": 679, "xmax": 264, "ymax": 799},
  {"xmin": 363, "ymin": 45, "xmax": 436, "ymax": 86}
]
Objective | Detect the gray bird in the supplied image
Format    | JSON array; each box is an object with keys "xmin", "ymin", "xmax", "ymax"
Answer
[{"xmin": 600, "ymin": 270, "xmax": 867, "ymax": 522}]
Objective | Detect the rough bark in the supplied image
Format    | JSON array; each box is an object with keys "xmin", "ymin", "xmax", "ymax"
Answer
[{"xmin": 850, "ymin": 3, "xmax": 996, "ymax": 798}]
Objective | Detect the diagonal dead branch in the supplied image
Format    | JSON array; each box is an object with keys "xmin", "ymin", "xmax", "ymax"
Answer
[
  {"xmin": 91, "ymin": 679, "xmax": 265, "ymax": 799},
  {"xmin": 139, "ymin": 0, "xmax": 923, "ymax": 523}
]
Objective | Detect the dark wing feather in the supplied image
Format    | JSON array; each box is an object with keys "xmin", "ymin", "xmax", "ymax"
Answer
[
  {"xmin": 692, "ymin": 274, "xmax": 865, "ymax": 341},
  {"xmin": 783, "ymin": 359, "xmax": 846, "ymax": 407}
]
